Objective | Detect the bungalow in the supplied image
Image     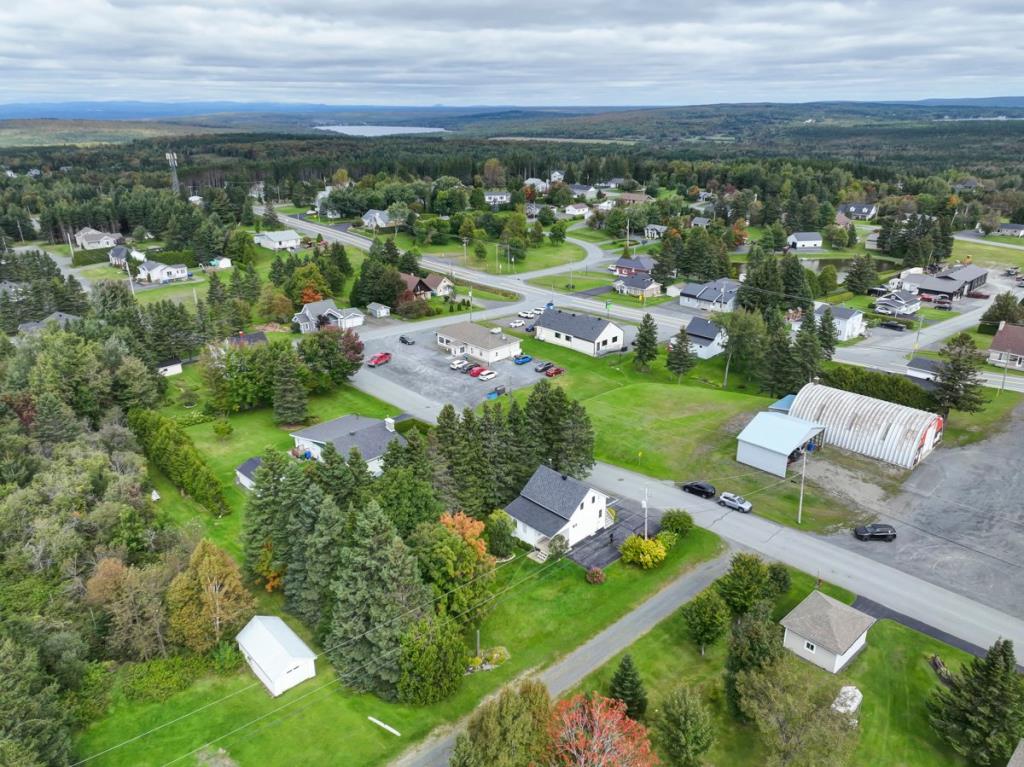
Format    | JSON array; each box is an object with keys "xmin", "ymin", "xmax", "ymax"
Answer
[
  {"xmin": 617, "ymin": 192, "xmax": 653, "ymax": 205},
  {"xmin": 74, "ymin": 227, "xmax": 122, "ymax": 250},
  {"xmin": 685, "ymin": 317, "xmax": 726, "ymax": 359},
  {"xmin": 361, "ymin": 209, "xmax": 395, "ymax": 230},
  {"xmin": 524, "ymin": 178, "xmax": 549, "ymax": 194},
  {"xmin": 613, "ymin": 274, "xmax": 661, "ymax": 299},
  {"xmin": 787, "ymin": 231, "xmax": 823, "ymax": 249},
  {"xmin": 235, "ymin": 456, "xmax": 262, "ymax": 490},
  {"xmin": 291, "ymin": 299, "xmax": 365, "ymax": 333},
  {"xmin": 399, "ymin": 272, "xmax": 454, "ymax": 300},
  {"xmin": 236, "ymin": 615, "xmax": 316, "ymax": 697},
  {"xmin": 366, "ymin": 302, "xmax": 391, "ymax": 318},
  {"xmin": 838, "ymin": 202, "xmax": 878, "ymax": 220},
  {"xmin": 780, "ymin": 591, "xmax": 875, "ymax": 674},
  {"xmin": 875, "ymin": 290, "xmax": 920, "ymax": 316},
  {"xmin": 157, "ymin": 359, "xmax": 183, "ymax": 377},
  {"xmin": 505, "ymin": 465, "xmax": 611, "ymax": 551},
  {"xmin": 988, "ymin": 321, "xmax": 1024, "ymax": 370},
  {"xmin": 138, "ymin": 260, "xmax": 188, "ymax": 283},
  {"xmin": 796, "ymin": 304, "xmax": 866, "ymax": 342},
  {"xmin": 613, "ymin": 255, "xmax": 656, "ymax": 277},
  {"xmin": 549, "ymin": 170, "xmax": 565, "ymax": 183},
  {"xmin": 644, "ymin": 224, "xmax": 668, "ymax": 240},
  {"xmin": 595, "ymin": 199, "xmax": 616, "ymax": 213},
  {"xmin": 690, "ymin": 216, "xmax": 711, "ymax": 229},
  {"xmin": 484, "ymin": 190, "xmax": 512, "ymax": 206},
  {"xmin": 564, "ymin": 203, "xmax": 591, "ymax": 218},
  {"xmin": 108, "ymin": 245, "xmax": 130, "ymax": 267},
  {"xmin": 569, "ymin": 183, "xmax": 597, "ymax": 200},
  {"xmin": 603, "ymin": 177, "xmax": 626, "ymax": 189},
  {"xmin": 17, "ymin": 311, "xmax": 80, "ymax": 334},
  {"xmin": 534, "ymin": 309, "xmax": 624, "ymax": 357},
  {"xmin": 996, "ymin": 223, "xmax": 1024, "ymax": 238},
  {"xmin": 436, "ymin": 321, "xmax": 522, "ymax": 363},
  {"xmin": 677, "ymin": 277, "xmax": 741, "ymax": 312},
  {"xmin": 253, "ymin": 229, "xmax": 301, "ymax": 251},
  {"xmin": 291, "ymin": 414, "xmax": 406, "ymax": 474}
]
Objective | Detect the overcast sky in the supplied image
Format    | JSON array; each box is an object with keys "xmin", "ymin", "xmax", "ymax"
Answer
[{"xmin": 3, "ymin": 0, "xmax": 1023, "ymax": 105}]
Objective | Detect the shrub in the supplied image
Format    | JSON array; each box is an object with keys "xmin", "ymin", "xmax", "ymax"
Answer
[
  {"xmin": 484, "ymin": 646, "xmax": 510, "ymax": 666},
  {"xmin": 656, "ymin": 530, "xmax": 678, "ymax": 550},
  {"xmin": 178, "ymin": 387, "xmax": 199, "ymax": 407},
  {"xmin": 120, "ymin": 654, "xmax": 209, "ymax": 702},
  {"xmin": 620, "ymin": 534, "xmax": 667, "ymax": 570},
  {"xmin": 767, "ymin": 562, "xmax": 791, "ymax": 598},
  {"xmin": 209, "ymin": 642, "xmax": 244, "ymax": 674},
  {"xmin": 212, "ymin": 419, "xmax": 233, "ymax": 440},
  {"xmin": 660, "ymin": 510, "xmax": 694, "ymax": 537},
  {"xmin": 586, "ymin": 566, "xmax": 607, "ymax": 585},
  {"xmin": 547, "ymin": 534, "xmax": 569, "ymax": 561}
]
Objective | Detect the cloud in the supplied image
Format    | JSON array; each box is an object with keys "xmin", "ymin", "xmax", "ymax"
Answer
[{"xmin": 1, "ymin": 0, "xmax": 1023, "ymax": 104}]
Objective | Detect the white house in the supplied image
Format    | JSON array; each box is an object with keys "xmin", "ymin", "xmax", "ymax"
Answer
[
  {"xmin": 996, "ymin": 223, "xmax": 1024, "ymax": 238},
  {"xmin": 736, "ymin": 412, "xmax": 824, "ymax": 478},
  {"xmin": 988, "ymin": 321, "xmax": 1024, "ymax": 370},
  {"xmin": 253, "ymin": 229, "xmax": 301, "ymax": 251},
  {"xmin": 549, "ymin": 170, "xmax": 565, "ymax": 183},
  {"xmin": 291, "ymin": 414, "xmax": 406, "ymax": 475},
  {"xmin": 838, "ymin": 202, "xmax": 878, "ymax": 220},
  {"xmin": 524, "ymin": 177, "xmax": 549, "ymax": 194},
  {"xmin": 235, "ymin": 456, "xmax": 262, "ymax": 490},
  {"xmin": 210, "ymin": 256, "xmax": 232, "ymax": 269},
  {"xmin": 677, "ymin": 278, "xmax": 740, "ymax": 312},
  {"xmin": 534, "ymin": 310, "xmax": 624, "ymax": 357},
  {"xmin": 366, "ymin": 302, "xmax": 391, "ymax": 318},
  {"xmin": 644, "ymin": 224, "xmax": 668, "ymax": 239},
  {"xmin": 236, "ymin": 616, "xmax": 316, "ymax": 697},
  {"xmin": 787, "ymin": 231, "xmax": 823, "ymax": 249},
  {"xmin": 436, "ymin": 321, "xmax": 522, "ymax": 363},
  {"xmin": 875, "ymin": 290, "xmax": 920, "ymax": 316},
  {"xmin": 564, "ymin": 203, "xmax": 591, "ymax": 218},
  {"xmin": 569, "ymin": 183, "xmax": 597, "ymax": 200},
  {"xmin": 505, "ymin": 465, "xmax": 611, "ymax": 551},
  {"xmin": 595, "ymin": 199, "xmax": 616, "ymax": 212},
  {"xmin": 613, "ymin": 274, "xmax": 661, "ymax": 299},
  {"xmin": 690, "ymin": 216, "xmax": 711, "ymax": 229},
  {"xmin": 138, "ymin": 260, "xmax": 188, "ymax": 283},
  {"xmin": 865, "ymin": 232, "xmax": 881, "ymax": 251},
  {"xmin": 483, "ymin": 190, "xmax": 512, "ymax": 206},
  {"xmin": 361, "ymin": 209, "xmax": 395, "ymax": 230},
  {"xmin": 794, "ymin": 303, "xmax": 865, "ymax": 342},
  {"xmin": 780, "ymin": 591, "xmax": 876, "ymax": 674},
  {"xmin": 684, "ymin": 317, "xmax": 726, "ymax": 360},
  {"xmin": 108, "ymin": 245, "xmax": 130, "ymax": 266},
  {"xmin": 157, "ymin": 359, "xmax": 183, "ymax": 377},
  {"xmin": 74, "ymin": 227, "xmax": 122, "ymax": 250},
  {"xmin": 291, "ymin": 299, "xmax": 364, "ymax": 333}
]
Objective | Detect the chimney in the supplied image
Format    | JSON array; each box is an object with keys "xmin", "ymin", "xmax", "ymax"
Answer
[{"xmin": 385, "ymin": 417, "xmax": 395, "ymax": 433}]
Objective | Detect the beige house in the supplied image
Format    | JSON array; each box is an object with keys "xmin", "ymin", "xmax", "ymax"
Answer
[
  {"xmin": 988, "ymin": 322, "xmax": 1024, "ymax": 370},
  {"xmin": 435, "ymin": 321, "xmax": 521, "ymax": 363},
  {"xmin": 780, "ymin": 591, "xmax": 875, "ymax": 674}
]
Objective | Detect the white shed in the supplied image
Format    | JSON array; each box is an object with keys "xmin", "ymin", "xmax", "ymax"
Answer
[
  {"xmin": 235, "ymin": 456, "xmax": 262, "ymax": 491},
  {"xmin": 236, "ymin": 616, "xmax": 316, "ymax": 696},
  {"xmin": 735, "ymin": 412, "xmax": 824, "ymax": 478},
  {"xmin": 780, "ymin": 591, "xmax": 875, "ymax": 674}
]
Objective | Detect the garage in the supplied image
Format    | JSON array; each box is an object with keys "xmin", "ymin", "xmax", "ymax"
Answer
[{"xmin": 736, "ymin": 411, "xmax": 825, "ymax": 477}]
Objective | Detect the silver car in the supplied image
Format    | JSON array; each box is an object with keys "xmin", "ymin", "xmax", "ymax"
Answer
[{"xmin": 718, "ymin": 492, "xmax": 753, "ymax": 513}]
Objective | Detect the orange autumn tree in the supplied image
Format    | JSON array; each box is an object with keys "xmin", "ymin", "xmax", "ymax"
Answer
[
  {"xmin": 548, "ymin": 694, "xmax": 658, "ymax": 767},
  {"xmin": 441, "ymin": 511, "xmax": 491, "ymax": 561}
]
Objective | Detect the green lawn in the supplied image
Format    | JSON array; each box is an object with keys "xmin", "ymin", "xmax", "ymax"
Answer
[
  {"xmin": 572, "ymin": 570, "xmax": 968, "ymax": 767},
  {"xmin": 953, "ymin": 239, "xmax": 1024, "ymax": 268},
  {"xmin": 74, "ymin": 525, "xmax": 724, "ymax": 767},
  {"xmin": 378, "ymin": 232, "xmax": 587, "ymax": 275},
  {"xmin": 982, "ymin": 234, "xmax": 1024, "ymax": 247},
  {"xmin": 525, "ymin": 272, "xmax": 673, "ymax": 308},
  {"xmin": 830, "ymin": 294, "xmax": 954, "ymax": 324},
  {"xmin": 940, "ymin": 388, "xmax": 1022, "ymax": 447},
  {"xmin": 567, "ymin": 227, "xmax": 614, "ymax": 244}
]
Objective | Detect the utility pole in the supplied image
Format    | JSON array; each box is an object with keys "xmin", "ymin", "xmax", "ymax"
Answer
[
  {"xmin": 642, "ymin": 487, "xmax": 649, "ymax": 540},
  {"xmin": 797, "ymin": 447, "xmax": 809, "ymax": 525}
]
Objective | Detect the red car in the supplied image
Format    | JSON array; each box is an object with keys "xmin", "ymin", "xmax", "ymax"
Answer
[
  {"xmin": 467, "ymin": 365, "xmax": 486, "ymax": 377},
  {"xmin": 545, "ymin": 366, "xmax": 565, "ymax": 378},
  {"xmin": 367, "ymin": 352, "xmax": 392, "ymax": 368}
]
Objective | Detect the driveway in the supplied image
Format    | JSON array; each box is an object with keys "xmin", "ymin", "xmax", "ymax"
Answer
[{"xmin": 568, "ymin": 497, "xmax": 663, "ymax": 569}]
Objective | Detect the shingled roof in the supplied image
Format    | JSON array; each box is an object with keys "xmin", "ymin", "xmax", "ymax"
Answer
[
  {"xmin": 505, "ymin": 465, "xmax": 592, "ymax": 538},
  {"xmin": 535, "ymin": 310, "xmax": 619, "ymax": 342},
  {"xmin": 780, "ymin": 591, "xmax": 875, "ymax": 656}
]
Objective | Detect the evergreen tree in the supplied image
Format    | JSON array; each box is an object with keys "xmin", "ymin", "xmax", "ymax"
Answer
[
  {"xmin": 283, "ymin": 481, "xmax": 332, "ymax": 625},
  {"xmin": 653, "ymin": 685, "xmax": 715, "ymax": 767},
  {"xmin": 261, "ymin": 202, "xmax": 280, "ymax": 228},
  {"xmin": 374, "ymin": 466, "xmax": 445, "ymax": 537},
  {"xmin": 272, "ymin": 349, "xmax": 308, "ymax": 425},
  {"xmin": 817, "ymin": 306, "xmax": 838, "ymax": 360},
  {"xmin": 610, "ymin": 654, "xmax": 648, "ymax": 720},
  {"xmin": 325, "ymin": 501, "xmax": 431, "ymax": 699},
  {"xmin": 936, "ymin": 332, "xmax": 986, "ymax": 414},
  {"xmin": 0, "ymin": 637, "xmax": 71, "ymax": 767},
  {"xmin": 724, "ymin": 601, "xmax": 784, "ymax": 713},
  {"xmin": 792, "ymin": 311, "xmax": 823, "ymax": 386},
  {"xmin": 241, "ymin": 449, "xmax": 290, "ymax": 586},
  {"xmin": 780, "ymin": 252, "xmax": 813, "ymax": 311},
  {"xmin": 311, "ymin": 442, "xmax": 357, "ymax": 512},
  {"xmin": 397, "ymin": 615, "xmax": 467, "ymax": 704},
  {"xmin": 666, "ymin": 325, "xmax": 698, "ymax": 382},
  {"xmin": 305, "ymin": 493, "xmax": 352, "ymax": 637},
  {"xmin": 633, "ymin": 313, "xmax": 659, "ymax": 370},
  {"xmin": 928, "ymin": 639, "xmax": 1024, "ymax": 766},
  {"xmin": 761, "ymin": 311, "xmax": 795, "ymax": 397},
  {"xmin": 843, "ymin": 254, "xmax": 878, "ymax": 294},
  {"xmin": 32, "ymin": 389, "xmax": 81, "ymax": 448}
]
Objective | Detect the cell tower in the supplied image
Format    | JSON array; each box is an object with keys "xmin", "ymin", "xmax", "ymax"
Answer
[{"xmin": 165, "ymin": 151, "xmax": 180, "ymax": 194}]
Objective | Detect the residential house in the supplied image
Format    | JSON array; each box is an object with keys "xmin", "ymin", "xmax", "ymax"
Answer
[
  {"xmin": 108, "ymin": 245, "xmax": 130, "ymax": 267},
  {"xmin": 74, "ymin": 227, "xmax": 122, "ymax": 250},
  {"xmin": 315, "ymin": 187, "xmax": 340, "ymax": 218},
  {"xmin": 787, "ymin": 231, "xmax": 823, "ymax": 249},
  {"xmin": 235, "ymin": 456, "xmax": 262, "ymax": 490},
  {"xmin": 906, "ymin": 356, "xmax": 943, "ymax": 381},
  {"xmin": 875, "ymin": 290, "xmax": 921, "ymax": 316},
  {"xmin": 617, "ymin": 192, "xmax": 653, "ymax": 205},
  {"xmin": 138, "ymin": 260, "xmax": 188, "ymax": 284},
  {"xmin": 290, "ymin": 414, "xmax": 406, "ymax": 474},
  {"xmin": 780, "ymin": 591, "xmax": 876, "ymax": 674},
  {"xmin": 549, "ymin": 170, "xmax": 565, "ymax": 183},
  {"xmin": 838, "ymin": 202, "xmax": 878, "ymax": 220},
  {"xmin": 524, "ymin": 178, "xmax": 549, "ymax": 194},
  {"xmin": 253, "ymin": 229, "xmax": 301, "ymax": 251},
  {"xmin": 997, "ymin": 223, "xmax": 1024, "ymax": 238},
  {"xmin": 569, "ymin": 183, "xmax": 597, "ymax": 200},
  {"xmin": 603, "ymin": 177, "xmax": 626, "ymax": 189},
  {"xmin": 952, "ymin": 179, "xmax": 979, "ymax": 193},
  {"xmin": 534, "ymin": 310, "xmax": 624, "ymax": 357},
  {"xmin": 157, "ymin": 359, "xmax": 183, "ymax": 377},
  {"xmin": 564, "ymin": 203, "xmax": 591, "ymax": 218},
  {"xmin": 484, "ymin": 190, "xmax": 512, "ymax": 206},
  {"xmin": 613, "ymin": 255, "xmax": 656, "ymax": 277},
  {"xmin": 644, "ymin": 224, "xmax": 668, "ymax": 239},
  {"xmin": 399, "ymin": 272, "xmax": 454, "ymax": 301},
  {"xmin": 988, "ymin": 322, "xmax": 1024, "ymax": 370},
  {"xmin": 595, "ymin": 199, "xmax": 616, "ymax": 213},
  {"xmin": 291, "ymin": 299, "xmax": 364, "ymax": 333},
  {"xmin": 525, "ymin": 202, "xmax": 542, "ymax": 218},
  {"xmin": 677, "ymin": 278, "xmax": 741, "ymax": 312},
  {"xmin": 690, "ymin": 216, "xmax": 711, "ymax": 229},
  {"xmin": 613, "ymin": 274, "xmax": 661, "ymax": 299},
  {"xmin": 505, "ymin": 465, "xmax": 611, "ymax": 550},
  {"xmin": 697, "ymin": 190, "xmax": 715, "ymax": 202},
  {"xmin": 17, "ymin": 311, "xmax": 80, "ymax": 334},
  {"xmin": 236, "ymin": 616, "xmax": 316, "ymax": 697},
  {"xmin": 436, "ymin": 321, "xmax": 522, "ymax": 363},
  {"xmin": 366, "ymin": 302, "xmax": 391, "ymax": 318},
  {"xmin": 865, "ymin": 232, "xmax": 881, "ymax": 251},
  {"xmin": 796, "ymin": 303, "xmax": 866, "ymax": 342},
  {"xmin": 361, "ymin": 209, "xmax": 395, "ymax": 230},
  {"xmin": 684, "ymin": 317, "xmax": 726, "ymax": 359},
  {"xmin": 736, "ymin": 412, "xmax": 824, "ymax": 478}
]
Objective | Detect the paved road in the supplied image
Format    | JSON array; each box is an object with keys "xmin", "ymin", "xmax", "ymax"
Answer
[
  {"xmin": 390, "ymin": 552, "xmax": 733, "ymax": 767},
  {"xmin": 955, "ymin": 230, "xmax": 1024, "ymax": 252}
]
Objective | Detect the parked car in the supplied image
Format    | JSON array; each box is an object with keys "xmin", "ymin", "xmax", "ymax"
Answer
[
  {"xmin": 525, "ymin": 324, "xmax": 536, "ymax": 333},
  {"xmin": 468, "ymin": 366, "xmax": 486, "ymax": 377},
  {"xmin": 934, "ymin": 299, "xmax": 954, "ymax": 311},
  {"xmin": 459, "ymin": 363, "xmax": 477, "ymax": 374},
  {"xmin": 399, "ymin": 335, "xmax": 415, "ymax": 345},
  {"xmin": 545, "ymin": 366, "xmax": 565, "ymax": 378},
  {"xmin": 534, "ymin": 307, "xmax": 547, "ymax": 314},
  {"xmin": 491, "ymin": 384, "xmax": 507, "ymax": 396},
  {"xmin": 873, "ymin": 304, "xmax": 893, "ymax": 315},
  {"xmin": 880, "ymin": 320, "xmax": 906, "ymax": 331},
  {"xmin": 535, "ymin": 361, "xmax": 553, "ymax": 373},
  {"xmin": 367, "ymin": 352, "xmax": 391, "ymax": 368},
  {"xmin": 509, "ymin": 319, "xmax": 525, "ymax": 328},
  {"xmin": 490, "ymin": 326, "xmax": 502, "ymax": 334},
  {"xmin": 718, "ymin": 492, "xmax": 753, "ymax": 513},
  {"xmin": 518, "ymin": 311, "xmax": 535, "ymax": 318},
  {"xmin": 853, "ymin": 523, "xmax": 897, "ymax": 542},
  {"xmin": 478, "ymin": 370, "xmax": 498, "ymax": 381},
  {"xmin": 450, "ymin": 359, "xmax": 470, "ymax": 370},
  {"xmin": 680, "ymin": 481, "xmax": 716, "ymax": 499},
  {"xmin": 967, "ymin": 291, "xmax": 989, "ymax": 299},
  {"xmin": 919, "ymin": 293, "xmax": 934, "ymax": 302},
  {"xmin": 513, "ymin": 354, "xmax": 533, "ymax": 365}
]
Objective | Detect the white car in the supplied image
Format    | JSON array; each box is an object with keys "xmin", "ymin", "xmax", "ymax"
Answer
[
  {"xmin": 490, "ymin": 326, "xmax": 502, "ymax": 334},
  {"xmin": 509, "ymin": 319, "xmax": 525, "ymax": 327},
  {"xmin": 534, "ymin": 307, "xmax": 547, "ymax": 314},
  {"xmin": 517, "ymin": 310, "xmax": 535, "ymax": 319},
  {"xmin": 450, "ymin": 359, "xmax": 470, "ymax": 370},
  {"xmin": 478, "ymin": 370, "xmax": 497, "ymax": 381},
  {"xmin": 718, "ymin": 492, "xmax": 753, "ymax": 513}
]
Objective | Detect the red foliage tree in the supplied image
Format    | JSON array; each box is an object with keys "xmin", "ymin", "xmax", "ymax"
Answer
[
  {"xmin": 440, "ymin": 511, "xmax": 491, "ymax": 562},
  {"xmin": 301, "ymin": 285, "xmax": 324, "ymax": 304},
  {"xmin": 548, "ymin": 694, "xmax": 658, "ymax": 767}
]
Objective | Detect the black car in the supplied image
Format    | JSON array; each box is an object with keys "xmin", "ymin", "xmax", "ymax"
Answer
[
  {"xmin": 681, "ymin": 481, "xmax": 716, "ymax": 499},
  {"xmin": 854, "ymin": 523, "xmax": 897, "ymax": 542},
  {"xmin": 880, "ymin": 321, "xmax": 906, "ymax": 332},
  {"xmin": 534, "ymin": 361, "xmax": 554, "ymax": 373},
  {"xmin": 399, "ymin": 335, "xmax": 415, "ymax": 345}
]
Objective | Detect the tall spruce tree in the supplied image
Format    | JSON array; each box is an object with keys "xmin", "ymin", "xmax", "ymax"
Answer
[
  {"xmin": 311, "ymin": 442, "xmax": 357, "ymax": 512},
  {"xmin": 305, "ymin": 494, "xmax": 352, "ymax": 638},
  {"xmin": 817, "ymin": 306, "xmax": 838, "ymax": 360},
  {"xmin": 792, "ymin": 311, "xmax": 823, "ymax": 386},
  {"xmin": 609, "ymin": 653, "xmax": 648, "ymax": 720},
  {"xmin": 761, "ymin": 311, "xmax": 795, "ymax": 397},
  {"xmin": 272, "ymin": 349, "xmax": 308, "ymax": 425},
  {"xmin": 936, "ymin": 332, "xmax": 986, "ymax": 414},
  {"xmin": 666, "ymin": 325, "xmax": 698, "ymax": 383},
  {"xmin": 241, "ymin": 449, "xmax": 290, "ymax": 585},
  {"xmin": 633, "ymin": 313, "xmax": 659, "ymax": 370},
  {"xmin": 283, "ymin": 481, "xmax": 332, "ymax": 625}
]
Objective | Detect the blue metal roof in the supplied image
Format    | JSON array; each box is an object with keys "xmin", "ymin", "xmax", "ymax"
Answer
[{"xmin": 769, "ymin": 394, "xmax": 796, "ymax": 413}]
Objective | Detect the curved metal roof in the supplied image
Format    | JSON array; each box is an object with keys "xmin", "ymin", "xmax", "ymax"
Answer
[{"xmin": 789, "ymin": 383, "xmax": 940, "ymax": 469}]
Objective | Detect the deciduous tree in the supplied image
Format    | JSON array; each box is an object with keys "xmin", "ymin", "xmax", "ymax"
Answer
[
  {"xmin": 682, "ymin": 589, "xmax": 731, "ymax": 656},
  {"xmin": 450, "ymin": 679, "xmax": 551, "ymax": 767},
  {"xmin": 654, "ymin": 684, "xmax": 714, "ymax": 767},
  {"xmin": 548, "ymin": 694, "xmax": 658, "ymax": 767}
]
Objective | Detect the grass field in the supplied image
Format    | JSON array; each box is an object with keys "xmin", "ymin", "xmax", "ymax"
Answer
[
  {"xmin": 377, "ymin": 232, "xmax": 587, "ymax": 274},
  {"xmin": 0, "ymin": 119, "xmax": 226, "ymax": 147},
  {"xmin": 567, "ymin": 227, "xmax": 614, "ymax": 243},
  {"xmin": 982, "ymin": 234, "xmax": 1024, "ymax": 247},
  {"xmin": 75, "ymin": 520, "xmax": 724, "ymax": 767},
  {"xmin": 940, "ymin": 387, "xmax": 1022, "ymax": 447},
  {"xmin": 953, "ymin": 239, "xmax": 1024, "ymax": 268},
  {"xmin": 572, "ymin": 570, "xmax": 968, "ymax": 767}
]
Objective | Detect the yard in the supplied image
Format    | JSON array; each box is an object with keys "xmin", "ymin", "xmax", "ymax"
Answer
[
  {"xmin": 953, "ymin": 239, "xmax": 1024, "ymax": 268},
  {"xmin": 830, "ymin": 293, "xmax": 956, "ymax": 324},
  {"xmin": 567, "ymin": 226, "xmax": 614, "ymax": 244},
  {"xmin": 376, "ymin": 232, "xmax": 587, "ymax": 275},
  {"xmin": 572, "ymin": 569, "xmax": 970, "ymax": 767},
  {"xmin": 525, "ymin": 272, "xmax": 675, "ymax": 308}
]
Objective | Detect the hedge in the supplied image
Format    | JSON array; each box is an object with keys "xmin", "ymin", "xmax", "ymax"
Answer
[{"xmin": 71, "ymin": 247, "xmax": 113, "ymax": 267}]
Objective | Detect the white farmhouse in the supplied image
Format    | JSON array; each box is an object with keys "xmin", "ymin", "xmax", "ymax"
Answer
[
  {"xmin": 684, "ymin": 317, "xmax": 727, "ymax": 360},
  {"xmin": 236, "ymin": 616, "xmax": 316, "ymax": 697},
  {"xmin": 290, "ymin": 414, "xmax": 406, "ymax": 475},
  {"xmin": 138, "ymin": 260, "xmax": 188, "ymax": 283},
  {"xmin": 291, "ymin": 299, "xmax": 364, "ymax": 333},
  {"xmin": 505, "ymin": 465, "xmax": 611, "ymax": 551},
  {"xmin": 787, "ymin": 231, "xmax": 823, "ymax": 249},
  {"xmin": 564, "ymin": 203, "xmax": 591, "ymax": 218},
  {"xmin": 534, "ymin": 310, "xmax": 624, "ymax": 357},
  {"xmin": 253, "ymin": 229, "xmax": 301, "ymax": 251},
  {"xmin": 436, "ymin": 321, "xmax": 522, "ymax": 364},
  {"xmin": 794, "ymin": 303, "xmax": 866, "ymax": 342},
  {"xmin": 780, "ymin": 591, "xmax": 875, "ymax": 674}
]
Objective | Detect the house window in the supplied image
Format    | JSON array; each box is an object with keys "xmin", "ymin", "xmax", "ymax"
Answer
[
  {"xmin": 611, "ymin": 336, "xmax": 618, "ymax": 343},
  {"xmin": 601, "ymin": 339, "xmax": 608, "ymax": 347},
  {"xmin": 565, "ymin": 335, "xmax": 573, "ymax": 342},
  {"xmin": 591, "ymin": 495, "xmax": 596, "ymax": 503},
  {"xmin": 554, "ymin": 332, "xmax": 562, "ymax": 339},
  {"xmin": 804, "ymin": 641, "xmax": 816, "ymax": 653}
]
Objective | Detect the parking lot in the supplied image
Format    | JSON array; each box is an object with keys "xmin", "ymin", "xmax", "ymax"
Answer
[{"xmin": 359, "ymin": 321, "xmax": 556, "ymax": 410}]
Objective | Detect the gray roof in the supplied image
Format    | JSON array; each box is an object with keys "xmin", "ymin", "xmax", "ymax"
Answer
[
  {"xmin": 17, "ymin": 311, "xmax": 80, "ymax": 334},
  {"xmin": 940, "ymin": 264, "xmax": 988, "ymax": 283},
  {"xmin": 569, "ymin": 184, "xmax": 594, "ymax": 193},
  {"xmin": 1008, "ymin": 740, "xmax": 1024, "ymax": 767},
  {"xmin": 780, "ymin": 591, "xmax": 876, "ymax": 655},
  {"xmin": 256, "ymin": 229, "xmax": 300, "ymax": 243},
  {"xmin": 366, "ymin": 301, "xmax": 390, "ymax": 312},
  {"xmin": 236, "ymin": 456, "xmax": 263, "ymax": 481},
  {"xmin": 789, "ymin": 231, "xmax": 822, "ymax": 242},
  {"xmin": 817, "ymin": 304, "xmax": 861, "ymax": 321},
  {"xmin": 293, "ymin": 298, "xmax": 338, "ymax": 324},
  {"xmin": 140, "ymin": 260, "xmax": 165, "ymax": 272},
  {"xmin": 645, "ymin": 224, "xmax": 668, "ymax": 233},
  {"xmin": 838, "ymin": 203, "xmax": 876, "ymax": 215},
  {"xmin": 505, "ymin": 465, "xmax": 592, "ymax": 536},
  {"xmin": 908, "ymin": 356, "xmax": 942, "ymax": 374},
  {"xmin": 679, "ymin": 277, "xmax": 740, "ymax": 304},
  {"xmin": 902, "ymin": 274, "xmax": 961, "ymax": 294},
  {"xmin": 438, "ymin": 321, "xmax": 519, "ymax": 350},
  {"xmin": 691, "ymin": 216, "xmax": 711, "ymax": 226},
  {"xmin": 616, "ymin": 274, "xmax": 658, "ymax": 290},
  {"xmin": 505, "ymin": 496, "xmax": 568, "ymax": 537},
  {"xmin": 290, "ymin": 414, "xmax": 406, "ymax": 460},
  {"xmin": 686, "ymin": 317, "xmax": 722, "ymax": 342},
  {"xmin": 999, "ymin": 223, "xmax": 1024, "ymax": 233},
  {"xmin": 535, "ymin": 309, "xmax": 619, "ymax": 342},
  {"xmin": 109, "ymin": 245, "xmax": 129, "ymax": 259},
  {"xmin": 614, "ymin": 255, "xmax": 656, "ymax": 272}
]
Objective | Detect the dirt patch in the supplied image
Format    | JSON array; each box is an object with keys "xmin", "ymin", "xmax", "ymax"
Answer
[
  {"xmin": 721, "ymin": 410, "xmax": 757, "ymax": 436},
  {"xmin": 804, "ymin": 449, "xmax": 905, "ymax": 518},
  {"xmin": 197, "ymin": 747, "xmax": 238, "ymax": 767}
]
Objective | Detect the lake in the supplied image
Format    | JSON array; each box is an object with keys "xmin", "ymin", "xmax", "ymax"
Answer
[{"xmin": 314, "ymin": 125, "xmax": 448, "ymax": 137}]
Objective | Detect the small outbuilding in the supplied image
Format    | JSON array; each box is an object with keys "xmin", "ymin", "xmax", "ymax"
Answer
[
  {"xmin": 366, "ymin": 302, "xmax": 391, "ymax": 318},
  {"xmin": 235, "ymin": 456, "xmax": 263, "ymax": 490},
  {"xmin": 236, "ymin": 615, "xmax": 316, "ymax": 697},
  {"xmin": 157, "ymin": 359, "xmax": 183, "ymax": 377},
  {"xmin": 780, "ymin": 591, "xmax": 875, "ymax": 674},
  {"xmin": 787, "ymin": 231, "xmax": 823, "ymax": 249},
  {"xmin": 735, "ymin": 412, "xmax": 824, "ymax": 478}
]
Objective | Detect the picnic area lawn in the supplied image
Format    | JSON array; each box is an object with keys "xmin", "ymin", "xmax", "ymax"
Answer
[{"xmin": 572, "ymin": 570, "xmax": 969, "ymax": 767}]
